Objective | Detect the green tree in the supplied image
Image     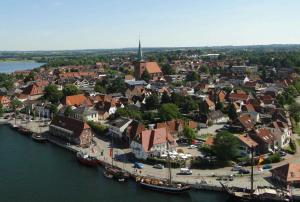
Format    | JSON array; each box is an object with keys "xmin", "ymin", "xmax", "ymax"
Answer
[
  {"xmin": 116, "ymin": 107, "xmax": 142, "ymax": 121},
  {"xmin": 49, "ymin": 104, "xmax": 58, "ymax": 116},
  {"xmin": 144, "ymin": 94, "xmax": 160, "ymax": 110},
  {"xmin": 185, "ymin": 71, "xmax": 199, "ymax": 82},
  {"xmin": 182, "ymin": 126, "xmax": 196, "ymax": 144},
  {"xmin": 141, "ymin": 70, "xmax": 150, "ymax": 82},
  {"xmin": 24, "ymin": 71, "xmax": 35, "ymax": 82},
  {"xmin": 212, "ymin": 131, "xmax": 238, "ymax": 161},
  {"xmin": 182, "ymin": 96, "xmax": 198, "ymax": 114},
  {"xmin": 94, "ymin": 84, "xmax": 106, "ymax": 94},
  {"xmin": 289, "ymin": 103, "xmax": 300, "ymax": 124},
  {"xmin": 63, "ymin": 84, "xmax": 80, "ymax": 96},
  {"xmin": 227, "ymin": 104, "xmax": 237, "ymax": 120},
  {"xmin": 161, "ymin": 64, "xmax": 175, "ymax": 75},
  {"xmin": 64, "ymin": 106, "xmax": 73, "ymax": 117},
  {"xmin": 11, "ymin": 99, "xmax": 22, "ymax": 110},
  {"xmin": 200, "ymin": 65, "xmax": 209, "ymax": 74},
  {"xmin": 161, "ymin": 91, "xmax": 171, "ymax": 104},
  {"xmin": 44, "ymin": 84, "xmax": 63, "ymax": 103},
  {"xmin": 159, "ymin": 103, "xmax": 180, "ymax": 121},
  {"xmin": 0, "ymin": 103, "xmax": 4, "ymax": 117},
  {"xmin": 107, "ymin": 77, "xmax": 126, "ymax": 94}
]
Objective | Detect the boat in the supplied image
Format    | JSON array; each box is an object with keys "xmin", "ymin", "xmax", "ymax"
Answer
[
  {"xmin": 103, "ymin": 170, "xmax": 114, "ymax": 179},
  {"xmin": 137, "ymin": 142, "xmax": 191, "ymax": 194},
  {"xmin": 31, "ymin": 133, "xmax": 47, "ymax": 143},
  {"xmin": 76, "ymin": 151, "xmax": 101, "ymax": 167},
  {"xmin": 103, "ymin": 135, "xmax": 130, "ymax": 181},
  {"xmin": 104, "ymin": 165, "xmax": 130, "ymax": 181},
  {"xmin": 221, "ymin": 147, "xmax": 292, "ymax": 202},
  {"xmin": 18, "ymin": 127, "xmax": 32, "ymax": 136}
]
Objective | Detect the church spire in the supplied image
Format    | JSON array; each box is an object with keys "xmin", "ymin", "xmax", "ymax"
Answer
[{"xmin": 137, "ymin": 39, "xmax": 143, "ymax": 62}]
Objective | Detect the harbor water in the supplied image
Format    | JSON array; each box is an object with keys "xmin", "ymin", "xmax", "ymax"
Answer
[{"xmin": 0, "ymin": 125, "xmax": 228, "ymax": 202}]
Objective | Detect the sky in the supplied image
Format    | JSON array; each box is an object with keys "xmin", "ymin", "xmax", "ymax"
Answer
[{"xmin": 0, "ymin": 0, "xmax": 300, "ymax": 51}]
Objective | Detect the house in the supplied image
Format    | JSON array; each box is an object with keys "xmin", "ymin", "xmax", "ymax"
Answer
[
  {"xmin": 237, "ymin": 134, "xmax": 258, "ymax": 157},
  {"xmin": 22, "ymin": 82, "xmax": 45, "ymax": 100},
  {"xmin": 204, "ymin": 97, "xmax": 215, "ymax": 111},
  {"xmin": 228, "ymin": 93, "xmax": 250, "ymax": 103},
  {"xmin": 72, "ymin": 106, "xmax": 99, "ymax": 122},
  {"xmin": 232, "ymin": 114, "xmax": 255, "ymax": 132},
  {"xmin": 251, "ymin": 128, "xmax": 275, "ymax": 154},
  {"xmin": 270, "ymin": 163, "xmax": 300, "ymax": 188},
  {"xmin": 199, "ymin": 110, "xmax": 228, "ymax": 125},
  {"xmin": 108, "ymin": 117, "xmax": 133, "ymax": 139},
  {"xmin": 49, "ymin": 116, "xmax": 93, "ymax": 148},
  {"xmin": 125, "ymin": 121, "xmax": 145, "ymax": 145},
  {"xmin": 62, "ymin": 94, "xmax": 93, "ymax": 107},
  {"xmin": 134, "ymin": 61, "xmax": 163, "ymax": 80},
  {"xmin": 130, "ymin": 127, "xmax": 175, "ymax": 160},
  {"xmin": 155, "ymin": 119, "xmax": 184, "ymax": 135},
  {"xmin": 0, "ymin": 96, "xmax": 11, "ymax": 108}
]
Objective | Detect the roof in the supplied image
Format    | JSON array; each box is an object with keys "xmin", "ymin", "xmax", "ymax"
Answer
[
  {"xmin": 50, "ymin": 116, "xmax": 90, "ymax": 137},
  {"xmin": 270, "ymin": 163, "xmax": 300, "ymax": 183},
  {"xmin": 204, "ymin": 136, "xmax": 214, "ymax": 147},
  {"xmin": 205, "ymin": 97, "xmax": 215, "ymax": 107},
  {"xmin": 255, "ymin": 128, "xmax": 275, "ymax": 144},
  {"xmin": 238, "ymin": 114, "xmax": 255, "ymax": 130},
  {"xmin": 237, "ymin": 134, "xmax": 258, "ymax": 148},
  {"xmin": 136, "ymin": 128, "xmax": 174, "ymax": 152},
  {"xmin": 140, "ymin": 62, "xmax": 162, "ymax": 74},
  {"xmin": 109, "ymin": 117, "xmax": 132, "ymax": 128},
  {"xmin": 63, "ymin": 94, "xmax": 92, "ymax": 107},
  {"xmin": 228, "ymin": 93, "xmax": 249, "ymax": 101}
]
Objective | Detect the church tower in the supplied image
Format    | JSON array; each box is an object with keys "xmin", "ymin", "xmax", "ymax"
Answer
[{"xmin": 137, "ymin": 40, "xmax": 143, "ymax": 62}]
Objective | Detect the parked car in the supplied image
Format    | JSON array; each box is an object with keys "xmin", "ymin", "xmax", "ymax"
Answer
[
  {"xmin": 176, "ymin": 138, "xmax": 188, "ymax": 144},
  {"xmin": 178, "ymin": 168, "xmax": 192, "ymax": 175},
  {"xmin": 280, "ymin": 151, "xmax": 287, "ymax": 157},
  {"xmin": 153, "ymin": 164, "xmax": 164, "ymax": 169},
  {"xmin": 262, "ymin": 164, "xmax": 272, "ymax": 170},
  {"xmin": 188, "ymin": 145, "xmax": 198, "ymax": 149},
  {"xmin": 134, "ymin": 162, "xmax": 144, "ymax": 169},
  {"xmin": 231, "ymin": 165, "xmax": 243, "ymax": 171},
  {"xmin": 238, "ymin": 169, "xmax": 250, "ymax": 174}
]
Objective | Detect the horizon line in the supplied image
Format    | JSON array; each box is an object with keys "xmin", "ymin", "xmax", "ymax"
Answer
[{"xmin": 1, "ymin": 43, "xmax": 300, "ymax": 53}]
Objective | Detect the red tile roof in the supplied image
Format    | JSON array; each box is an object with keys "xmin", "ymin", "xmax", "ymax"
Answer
[
  {"xmin": 63, "ymin": 94, "xmax": 92, "ymax": 107},
  {"xmin": 270, "ymin": 163, "xmax": 300, "ymax": 183}
]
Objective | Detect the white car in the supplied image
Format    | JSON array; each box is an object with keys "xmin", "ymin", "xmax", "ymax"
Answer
[
  {"xmin": 179, "ymin": 168, "xmax": 192, "ymax": 175},
  {"xmin": 188, "ymin": 145, "xmax": 198, "ymax": 149}
]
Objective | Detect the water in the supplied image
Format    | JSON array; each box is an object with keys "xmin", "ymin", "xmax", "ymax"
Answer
[
  {"xmin": 0, "ymin": 125, "xmax": 227, "ymax": 202},
  {"xmin": 0, "ymin": 61, "xmax": 44, "ymax": 73}
]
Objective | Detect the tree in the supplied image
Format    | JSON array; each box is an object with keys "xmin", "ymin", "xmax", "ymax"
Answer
[
  {"xmin": 289, "ymin": 103, "xmax": 300, "ymax": 124},
  {"xmin": 144, "ymin": 94, "xmax": 160, "ymax": 110},
  {"xmin": 64, "ymin": 106, "xmax": 73, "ymax": 117},
  {"xmin": 182, "ymin": 126, "xmax": 196, "ymax": 144},
  {"xmin": 216, "ymin": 101, "xmax": 224, "ymax": 111},
  {"xmin": 24, "ymin": 71, "xmax": 35, "ymax": 82},
  {"xmin": 11, "ymin": 99, "xmax": 22, "ymax": 110},
  {"xmin": 159, "ymin": 103, "xmax": 180, "ymax": 121},
  {"xmin": 0, "ymin": 103, "xmax": 4, "ymax": 117},
  {"xmin": 141, "ymin": 70, "xmax": 150, "ymax": 82},
  {"xmin": 161, "ymin": 64, "xmax": 175, "ymax": 75},
  {"xmin": 107, "ymin": 77, "xmax": 126, "ymax": 94},
  {"xmin": 212, "ymin": 131, "xmax": 238, "ymax": 161},
  {"xmin": 181, "ymin": 96, "xmax": 198, "ymax": 114},
  {"xmin": 227, "ymin": 104, "xmax": 237, "ymax": 120},
  {"xmin": 161, "ymin": 91, "xmax": 171, "ymax": 104},
  {"xmin": 44, "ymin": 84, "xmax": 63, "ymax": 103},
  {"xmin": 94, "ymin": 84, "xmax": 106, "ymax": 94},
  {"xmin": 200, "ymin": 65, "xmax": 209, "ymax": 74},
  {"xmin": 116, "ymin": 107, "xmax": 142, "ymax": 121},
  {"xmin": 185, "ymin": 71, "xmax": 199, "ymax": 82},
  {"xmin": 49, "ymin": 104, "xmax": 58, "ymax": 116},
  {"xmin": 63, "ymin": 84, "xmax": 80, "ymax": 96}
]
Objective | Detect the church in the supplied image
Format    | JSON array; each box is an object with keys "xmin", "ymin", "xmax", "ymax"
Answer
[{"xmin": 134, "ymin": 41, "xmax": 163, "ymax": 80}]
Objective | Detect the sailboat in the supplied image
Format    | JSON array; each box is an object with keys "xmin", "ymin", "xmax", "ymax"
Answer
[
  {"xmin": 103, "ymin": 135, "xmax": 130, "ymax": 181},
  {"xmin": 220, "ymin": 147, "xmax": 292, "ymax": 202},
  {"xmin": 136, "ymin": 142, "xmax": 191, "ymax": 194}
]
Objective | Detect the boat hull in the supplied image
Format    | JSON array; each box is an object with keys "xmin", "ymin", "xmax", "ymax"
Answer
[
  {"xmin": 226, "ymin": 194, "xmax": 291, "ymax": 202},
  {"xmin": 140, "ymin": 182, "xmax": 190, "ymax": 194},
  {"xmin": 77, "ymin": 157, "xmax": 101, "ymax": 167}
]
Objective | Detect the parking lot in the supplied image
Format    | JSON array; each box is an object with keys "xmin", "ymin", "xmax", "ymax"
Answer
[{"xmin": 197, "ymin": 124, "xmax": 225, "ymax": 136}]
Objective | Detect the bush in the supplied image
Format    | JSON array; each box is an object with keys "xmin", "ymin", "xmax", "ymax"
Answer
[
  {"xmin": 190, "ymin": 157, "xmax": 230, "ymax": 169},
  {"xmin": 87, "ymin": 121, "xmax": 108, "ymax": 136},
  {"xmin": 177, "ymin": 148, "xmax": 184, "ymax": 153},
  {"xmin": 264, "ymin": 153, "xmax": 281, "ymax": 164}
]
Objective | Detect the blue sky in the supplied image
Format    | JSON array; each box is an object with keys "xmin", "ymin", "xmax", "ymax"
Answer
[{"xmin": 1, "ymin": 0, "xmax": 299, "ymax": 51}]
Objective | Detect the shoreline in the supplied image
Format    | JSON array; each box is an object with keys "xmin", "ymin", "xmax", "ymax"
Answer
[{"xmin": 1, "ymin": 118, "xmax": 300, "ymax": 200}]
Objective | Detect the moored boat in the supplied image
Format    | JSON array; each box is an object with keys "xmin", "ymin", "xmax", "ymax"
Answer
[
  {"xmin": 18, "ymin": 127, "xmax": 32, "ymax": 136},
  {"xmin": 104, "ymin": 166, "xmax": 130, "ymax": 181},
  {"xmin": 76, "ymin": 151, "xmax": 101, "ymax": 167},
  {"xmin": 31, "ymin": 133, "xmax": 47, "ymax": 143},
  {"xmin": 137, "ymin": 177, "xmax": 191, "ymax": 194}
]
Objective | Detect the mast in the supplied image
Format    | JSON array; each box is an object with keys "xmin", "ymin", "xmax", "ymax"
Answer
[
  {"xmin": 111, "ymin": 134, "xmax": 114, "ymax": 167},
  {"xmin": 250, "ymin": 146, "xmax": 254, "ymax": 195},
  {"xmin": 167, "ymin": 141, "xmax": 172, "ymax": 183}
]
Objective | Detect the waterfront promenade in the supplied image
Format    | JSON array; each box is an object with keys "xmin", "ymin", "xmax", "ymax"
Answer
[{"xmin": 2, "ymin": 114, "xmax": 300, "ymax": 198}]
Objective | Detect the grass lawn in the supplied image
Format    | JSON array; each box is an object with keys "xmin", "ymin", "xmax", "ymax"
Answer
[{"xmin": 291, "ymin": 119, "xmax": 300, "ymax": 136}]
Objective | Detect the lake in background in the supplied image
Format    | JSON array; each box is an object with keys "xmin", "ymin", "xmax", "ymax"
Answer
[
  {"xmin": 0, "ymin": 61, "xmax": 44, "ymax": 73},
  {"xmin": 0, "ymin": 125, "xmax": 228, "ymax": 202}
]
